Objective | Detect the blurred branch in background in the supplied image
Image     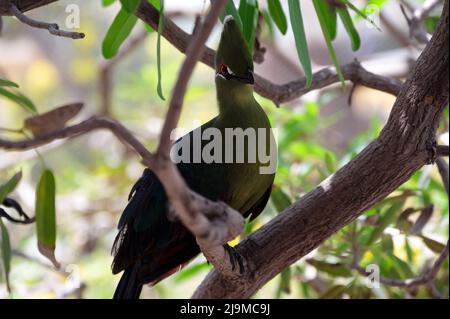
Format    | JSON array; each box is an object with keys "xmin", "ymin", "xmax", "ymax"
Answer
[
  {"xmin": 7, "ymin": 1, "xmax": 84, "ymax": 39},
  {"xmin": 400, "ymin": 0, "xmax": 443, "ymax": 44},
  {"xmin": 99, "ymin": 29, "xmax": 148, "ymax": 117},
  {"xmin": 351, "ymin": 240, "xmax": 449, "ymax": 290}
]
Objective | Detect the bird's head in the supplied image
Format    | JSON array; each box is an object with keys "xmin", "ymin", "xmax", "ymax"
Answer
[{"xmin": 215, "ymin": 16, "xmax": 254, "ymax": 86}]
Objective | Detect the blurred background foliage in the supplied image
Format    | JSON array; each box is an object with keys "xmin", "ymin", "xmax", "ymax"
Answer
[{"xmin": 0, "ymin": 0, "xmax": 448, "ymax": 298}]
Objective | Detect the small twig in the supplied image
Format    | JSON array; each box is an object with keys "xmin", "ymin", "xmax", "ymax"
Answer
[
  {"xmin": 99, "ymin": 29, "xmax": 148, "ymax": 116},
  {"xmin": 135, "ymin": 2, "xmax": 404, "ymax": 104},
  {"xmin": 400, "ymin": 0, "xmax": 443, "ymax": 44},
  {"xmin": 0, "ymin": 198, "xmax": 35, "ymax": 224},
  {"xmin": 437, "ymin": 145, "xmax": 449, "ymax": 157},
  {"xmin": 426, "ymin": 281, "xmax": 445, "ymax": 299},
  {"xmin": 436, "ymin": 157, "xmax": 449, "ymax": 195},
  {"xmin": 12, "ymin": 249, "xmax": 69, "ymax": 276},
  {"xmin": 9, "ymin": 2, "xmax": 84, "ymax": 39},
  {"xmin": 352, "ymin": 239, "xmax": 449, "ymax": 288}
]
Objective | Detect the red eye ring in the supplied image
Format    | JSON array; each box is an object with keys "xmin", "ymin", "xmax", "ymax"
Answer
[{"xmin": 219, "ymin": 64, "xmax": 228, "ymax": 75}]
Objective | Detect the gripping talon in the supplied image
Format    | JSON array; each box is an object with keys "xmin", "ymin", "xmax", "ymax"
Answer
[{"xmin": 223, "ymin": 244, "xmax": 245, "ymax": 274}]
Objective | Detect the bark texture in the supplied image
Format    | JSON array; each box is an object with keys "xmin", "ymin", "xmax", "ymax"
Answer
[{"xmin": 192, "ymin": 1, "xmax": 449, "ymax": 298}]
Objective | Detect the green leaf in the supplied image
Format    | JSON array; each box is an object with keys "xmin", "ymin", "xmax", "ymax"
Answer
[
  {"xmin": 35, "ymin": 169, "xmax": 59, "ymax": 268},
  {"xmin": 148, "ymin": 0, "xmax": 161, "ymax": 10},
  {"xmin": 0, "ymin": 171, "xmax": 22, "ymax": 204},
  {"xmin": 102, "ymin": 7, "xmax": 138, "ymax": 59},
  {"xmin": 307, "ymin": 259, "xmax": 353, "ymax": 277},
  {"xmin": 220, "ymin": 0, "xmax": 243, "ymax": 31},
  {"xmin": 156, "ymin": 0, "xmax": 165, "ymax": 100},
  {"xmin": 325, "ymin": 151, "xmax": 336, "ymax": 174},
  {"xmin": 337, "ymin": 7, "xmax": 361, "ymax": 51},
  {"xmin": 102, "ymin": 0, "xmax": 116, "ymax": 6},
  {"xmin": 262, "ymin": 9, "xmax": 274, "ymax": 39},
  {"xmin": 174, "ymin": 262, "xmax": 211, "ymax": 282},
  {"xmin": 319, "ymin": 285, "xmax": 347, "ymax": 299},
  {"xmin": 279, "ymin": 267, "xmax": 291, "ymax": 295},
  {"xmin": 238, "ymin": 0, "xmax": 259, "ymax": 53},
  {"xmin": 420, "ymin": 235, "xmax": 446, "ymax": 254},
  {"xmin": 312, "ymin": 0, "xmax": 345, "ymax": 87},
  {"xmin": 0, "ymin": 219, "xmax": 11, "ymax": 293},
  {"xmin": 322, "ymin": 2, "xmax": 337, "ymax": 40},
  {"xmin": 366, "ymin": 199, "xmax": 406, "ymax": 245},
  {"xmin": 268, "ymin": 0, "xmax": 287, "ymax": 35},
  {"xmin": 288, "ymin": 0, "xmax": 312, "ymax": 87},
  {"xmin": 341, "ymin": 0, "xmax": 381, "ymax": 31},
  {"xmin": 270, "ymin": 187, "xmax": 292, "ymax": 212},
  {"xmin": 120, "ymin": 0, "xmax": 140, "ymax": 13},
  {"xmin": 386, "ymin": 253, "xmax": 414, "ymax": 278},
  {"xmin": 0, "ymin": 87, "xmax": 37, "ymax": 113},
  {"xmin": 0, "ymin": 79, "xmax": 19, "ymax": 88}
]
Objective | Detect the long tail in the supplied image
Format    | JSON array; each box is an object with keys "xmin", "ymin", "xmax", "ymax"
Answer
[{"xmin": 113, "ymin": 267, "xmax": 143, "ymax": 299}]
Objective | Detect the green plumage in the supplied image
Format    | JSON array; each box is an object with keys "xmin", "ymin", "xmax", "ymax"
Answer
[{"xmin": 112, "ymin": 16, "xmax": 277, "ymax": 299}]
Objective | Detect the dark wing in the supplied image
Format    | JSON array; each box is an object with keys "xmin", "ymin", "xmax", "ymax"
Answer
[{"xmin": 243, "ymin": 182, "xmax": 273, "ymax": 221}]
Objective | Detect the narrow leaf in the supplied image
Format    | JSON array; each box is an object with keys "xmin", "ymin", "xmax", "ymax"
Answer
[
  {"xmin": 238, "ymin": 0, "xmax": 259, "ymax": 53},
  {"xmin": 313, "ymin": 0, "xmax": 345, "ymax": 87},
  {"xmin": 0, "ymin": 171, "xmax": 22, "ymax": 203},
  {"xmin": 279, "ymin": 267, "xmax": 291, "ymax": 294},
  {"xmin": 320, "ymin": 285, "xmax": 347, "ymax": 299},
  {"xmin": 268, "ymin": 0, "xmax": 288, "ymax": 35},
  {"xmin": 102, "ymin": 0, "xmax": 116, "ymax": 7},
  {"xmin": 337, "ymin": 7, "xmax": 361, "ymax": 51},
  {"xmin": 174, "ymin": 262, "xmax": 211, "ymax": 282},
  {"xmin": 0, "ymin": 79, "xmax": 19, "ymax": 88},
  {"xmin": 270, "ymin": 187, "xmax": 292, "ymax": 212},
  {"xmin": 366, "ymin": 199, "xmax": 406, "ymax": 245},
  {"xmin": 341, "ymin": 0, "xmax": 381, "ymax": 31},
  {"xmin": 0, "ymin": 87, "xmax": 37, "ymax": 113},
  {"xmin": 156, "ymin": 0, "xmax": 165, "ymax": 100},
  {"xmin": 410, "ymin": 204, "xmax": 433, "ymax": 235},
  {"xmin": 102, "ymin": 7, "xmax": 138, "ymax": 59},
  {"xmin": 220, "ymin": 0, "xmax": 243, "ymax": 31},
  {"xmin": 120, "ymin": 0, "xmax": 140, "ymax": 13},
  {"xmin": 35, "ymin": 169, "xmax": 59, "ymax": 268},
  {"xmin": 307, "ymin": 259, "xmax": 353, "ymax": 277},
  {"xmin": 0, "ymin": 219, "xmax": 11, "ymax": 293},
  {"xmin": 420, "ymin": 235, "xmax": 446, "ymax": 254},
  {"xmin": 288, "ymin": 0, "xmax": 312, "ymax": 87}
]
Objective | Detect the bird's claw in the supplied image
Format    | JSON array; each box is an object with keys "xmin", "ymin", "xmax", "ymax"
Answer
[{"xmin": 223, "ymin": 244, "xmax": 245, "ymax": 274}]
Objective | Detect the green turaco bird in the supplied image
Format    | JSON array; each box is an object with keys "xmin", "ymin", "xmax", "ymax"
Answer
[{"xmin": 112, "ymin": 16, "xmax": 277, "ymax": 299}]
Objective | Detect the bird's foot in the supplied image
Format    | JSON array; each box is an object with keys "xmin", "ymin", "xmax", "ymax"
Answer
[{"xmin": 223, "ymin": 244, "xmax": 245, "ymax": 274}]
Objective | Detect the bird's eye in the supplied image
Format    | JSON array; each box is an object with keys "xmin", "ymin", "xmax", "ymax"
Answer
[{"xmin": 219, "ymin": 64, "xmax": 229, "ymax": 75}]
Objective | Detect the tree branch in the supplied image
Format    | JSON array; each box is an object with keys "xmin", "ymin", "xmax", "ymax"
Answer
[
  {"xmin": 437, "ymin": 145, "xmax": 449, "ymax": 157},
  {"xmin": 7, "ymin": 1, "xmax": 84, "ymax": 39},
  {"xmin": 135, "ymin": 1, "xmax": 403, "ymax": 104},
  {"xmin": 0, "ymin": 0, "xmax": 58, "ymax": 15},
  {"xmin": 99, "ymin": 29, "xmax": 148, "ymax": 116},
  {"xmin": 150, "ymin": 0, "xmax": 246, "ymax": 277},
  {"xmin": 401, "ymin": 0, "xmax": 443, "ymax": 44},
  {"xmin": 352, "ymin": 239, "xmax": 449, "ymax": 288},
  {"xmin": 192, "ymin": 0, "xmax": 449, "ymax": 298}
]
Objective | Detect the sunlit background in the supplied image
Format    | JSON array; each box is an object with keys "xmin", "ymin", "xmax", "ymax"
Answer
[{"xmin": 0, "ymin": 0, "xmax": 448, "ymax": 298}]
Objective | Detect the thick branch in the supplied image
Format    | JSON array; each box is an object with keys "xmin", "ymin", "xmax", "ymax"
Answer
[
  {"xmin": 0, "ymin": 0, "xmax": 57, "ymax": 15},
  {"xmin": 151, "ymin": 0, "xmax": 245, "ymax": 277},
  {"xmin": 0, "ymin": 114, "xmax": 243, "ymax": 278},
  {"xmin": 135, "ymin": 1, "xmax": 402, "ymax": 104},
  {"xmin": 193, "ymin": 1, "xmax": 449, "ymax": 299}
]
